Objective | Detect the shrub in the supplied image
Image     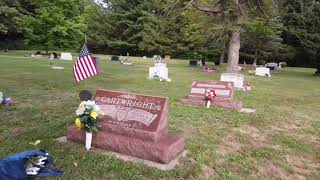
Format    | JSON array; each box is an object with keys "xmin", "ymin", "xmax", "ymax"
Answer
[{"xmin": 280, "ymin": 62, "xmax": 287, "ymax": 68}]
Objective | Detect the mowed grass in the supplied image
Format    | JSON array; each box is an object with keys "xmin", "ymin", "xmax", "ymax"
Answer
[{"xmin": 0, "ymin": 51, "xmax": 319, "ymax": 179}]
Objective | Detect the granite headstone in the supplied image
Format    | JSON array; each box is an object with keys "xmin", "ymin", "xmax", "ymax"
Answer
[
  {"xmin": 67, "ymin": 90, "xmax": 185, "ymax": 164},
  {"xmin": 181, "ymin": 81, "xmax": 243, "ymax": 110}
]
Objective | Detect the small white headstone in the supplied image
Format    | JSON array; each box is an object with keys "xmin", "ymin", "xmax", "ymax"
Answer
[
  {"xmin": 265, "ymin": 62, "xmax": 278, "ymax": 68},
  {"xmin": 51, "ymin": 66, "xmax": 64, "ymax": 70},
  {"xmin": 220, "ymin": 73, "xmax": 244, "ymax": 90},
  {"xmin": 149, "ymin": 67, "xmax": 168, "ymax": 80},
  {"xmin": 255, "ymin": 67, "xmax": 271, "ymax": 77},
  {"xmin": 154, "ymin": 63, "xmax": 166, "ymax": 68},
  {"xmin": 143, "ymin": 56, "xmax": 147, "ymax": 59},
  {"xmin": 61, "ymin": 52, "xmax": 73, "ymax": 61}
]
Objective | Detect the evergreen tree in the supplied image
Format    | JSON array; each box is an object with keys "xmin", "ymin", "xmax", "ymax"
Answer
[
  {"xmin": 241, "ymin": 17, "xmax": 282, "ymax": 65},
  {"xmin": 281, "ymin": 0, "xmax": 320, "ymax": 68}
]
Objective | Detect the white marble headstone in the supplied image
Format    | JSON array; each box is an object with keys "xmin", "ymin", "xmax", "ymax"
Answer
[
  {"xmin": 220, "ymin": 73, "xmax": 244, "ymax": 90},
  {"xmin": 60, "ymin": 52, "xmax": 73, "ymax": 61},
  {"xmin": 149, "ymin": 67, "xmax": 168, "ymax": 80},
  {"xmin": 255, "ymin": 67, "xmax": 271, "ymax": 77},
  {"xmin": 154, "ymin": 63, "xmax": 166, "ymax": 68}
]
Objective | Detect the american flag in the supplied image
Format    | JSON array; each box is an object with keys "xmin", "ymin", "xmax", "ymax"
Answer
[{"xmin": 73, "ymin": 44, "xmax": 98, "ymax": 82}]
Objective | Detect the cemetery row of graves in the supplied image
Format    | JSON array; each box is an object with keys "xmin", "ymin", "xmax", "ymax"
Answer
[{"xmin": 0, "ymin": 51, "xmax": 319, "ymax": 179}]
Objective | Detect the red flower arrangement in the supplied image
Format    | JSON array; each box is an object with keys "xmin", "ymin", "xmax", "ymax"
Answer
[{"xmin": 206, "ymin": 89, "xmax": 216, "ymax": 108}]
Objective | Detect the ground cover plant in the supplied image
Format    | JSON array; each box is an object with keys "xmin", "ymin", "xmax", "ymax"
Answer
[{"xmin": 0, "ymin": 51, "xmax": 319, "ymax": 179}]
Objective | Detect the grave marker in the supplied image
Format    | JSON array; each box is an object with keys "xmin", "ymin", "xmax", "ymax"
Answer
[
  {"xmin": 181, "ymin": 81, "xmax": 243, "ymax": 110},
  {"xmin": 60, "ymin": 52, "xmax": 73, "ymax": 61},
  {"xmin": 67, "ymin": 90, "xmax": 185, "ymax": 164}
]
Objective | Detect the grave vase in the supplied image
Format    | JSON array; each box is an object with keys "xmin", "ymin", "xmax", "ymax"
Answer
[
  {"xmin": 206, "ymin": 101, "xmax": 211, "ymax": 108},
  {"xmin": 85, "ymin": 132, "xmax": 92, "ymax": 151}
]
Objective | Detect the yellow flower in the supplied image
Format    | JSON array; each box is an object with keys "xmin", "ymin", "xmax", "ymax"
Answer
[
  {"xmin": 90, "ymin": 111, "xmax": 98, "ymax": 119},
  {"xmin": 75, "ymin": 118, "xmax": 84, "ymax": 129},
  {"xmin": 98, "ymin": 111, "xmax": 104, "ymax": 116}
]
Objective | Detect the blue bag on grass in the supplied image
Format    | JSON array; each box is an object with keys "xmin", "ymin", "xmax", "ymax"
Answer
[{"xmin": 0, "ymin": 149, "xmax": 63, "ymax": 180}]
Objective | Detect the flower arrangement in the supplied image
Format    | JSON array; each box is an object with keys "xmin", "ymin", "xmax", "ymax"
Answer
[
  {"xmin": 152, "ymin": 72, "xmax": 171, "ymax": 82},
  {"xmin": 74, "ymin": 91, "xmax": 103, "ymax": 151},
  {"xmin": 0, "ymin": 92, "xmax": 13, "ymax": 106},
  {"xmin": 75, "ymin": 100, "xmax": 103, "ymax": 150},
  {"xmin": 75, "ymin": 100, "xmax": 103, "ymax": 133},
  {"xmin": 201, "ymin": 65, "xmax": 215, "ymax": 73},
  {"xmin": 205, "ymin": 89, "xmax": 216, "ymax": 108},
  {"xmin": 244, "ymin": 82, "xmax": 251, "ymax": 91}
]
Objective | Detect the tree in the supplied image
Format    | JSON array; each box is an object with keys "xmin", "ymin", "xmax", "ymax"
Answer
[
  {"xmin": 280, "ymin": 0, "xmax": 320, "ymax": 69},
  {"xmin": 88, "ymin": 0, "xmax": 185, "ymax": 56},
  {"xmin": 19, "ymin": 0, "xmax": 86, "ymax": 52},
  {"xmin": 241, "ymin": 17, "xmax": 282, "ymax": 65},
  {"xmin": 189, "ymin": 0, "xmax": 279, "ymax": 73},
  {"xmin": 180, "ymin": 7, "xmax": 228, "ymax": 62},
  {"xmin": 0, "ymin": 0, "xmax": 33, "ymax": 49}
]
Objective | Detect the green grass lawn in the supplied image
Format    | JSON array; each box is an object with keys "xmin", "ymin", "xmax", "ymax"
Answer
[{"xmin": 0, "ymin": 51, "xmax": 319, "ymax": 179}]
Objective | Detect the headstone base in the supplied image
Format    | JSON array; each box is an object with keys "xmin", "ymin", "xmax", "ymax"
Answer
[
  {"xmin": 67, "ymin": 125, "xmax": 185, "ymax": 164},
  {"xmin": 180, "ymin": 98, "xmax": 242, "ymax": 110},
  {"xmin": 57, "ymin": 136, "xmax": 187, "ymax": 171}
]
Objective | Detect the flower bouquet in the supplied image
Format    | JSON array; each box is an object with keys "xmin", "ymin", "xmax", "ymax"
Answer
[
  {"xmin": 205, "ymin": 89, "xmax": 216, "ymax": 108},
  {"xmin": 74, "ymin": 100, "xmax": 103, "ymax": 151},
  {"xmin": 201, "ymin": 65, "xmax": 215, "ymax": 73},
  {"xmin": 0, "ymin": 92, "xmax": 13, "ymax": 106},
  {"xmin": 244, "ymin": 82, "xmax": 251, "ymax": 91},
  {"xmin": 152, "ymin": 72, "xmax": 171, "ymax": 82}
]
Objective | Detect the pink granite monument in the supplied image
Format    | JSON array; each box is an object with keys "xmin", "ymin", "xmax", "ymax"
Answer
[
  {"xmin": 67, "ymin": 90, "xmax": 185, "ymax": 164},
  {"xmin": 181, "ymin": 81, "xmax": 243, "ymax": 110}
]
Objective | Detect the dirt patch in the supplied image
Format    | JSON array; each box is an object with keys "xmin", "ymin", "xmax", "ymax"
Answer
[
  {"xmin": 181, "ymin": 126, "xmax": 198, "ymax": 139},
  {"xmin": 235, "ymin": 125, "xmax": 260, "ymax": 138},
  {"xmin": 269, "ymin": 123, "xmax": 301, "ymax": 133},
  {"xmin": 234, "ymin": 125, "xmax": 268, "ymax": 148},
  {"xmin": 9, "ymin": 127, "xmax": 23, "ymax": 136},
  {"xmin": 292, "ymin": 133, "xmax": 320, "ymax": 146},
  {"xmin": 196, "ymin": 165, "xmax": 216, "ymax": 179},
  {"xmin": 259, "ymin": 161, "xmax": 288, "ymax": 179},
  {"xmin": 269, "ymin": 123, "xmax": 319, "ymax": 146},
  {"xmin": 216, "ymin": 125, "xmax": 268, "ymax": 156},
  {"xmin": 216, "ymin": 133, "xmax": 243, "ymax": 156},
  {"xmin": 286, "ymin": 155, "xmax": 320, "ymax": 177}
]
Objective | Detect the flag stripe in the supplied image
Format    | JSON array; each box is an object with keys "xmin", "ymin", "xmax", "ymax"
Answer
[
  {"xmin": 84, "ymin": 56, "xmax": 94, "ymax": 76},
  {"xmin": 73, "ymin": 43, "xmax": 99, "ymax": 82},
  {"xmin": 74, "ymin": 64, "xmax": 82, "ymax": 82},
  {"xmin": 79, "ymin": 57, "xmax": 90, "ymax": 78},
  {"xmin": 73, "ymin": 65, "xmax": 79, "ymax": 81},
  {"xmin": 77, "ymin": 59, "xmax": 87, "ymax": 79},
  {"xmin": 88, "ymin": 55, "xmax": 98, "ymax": 74}
]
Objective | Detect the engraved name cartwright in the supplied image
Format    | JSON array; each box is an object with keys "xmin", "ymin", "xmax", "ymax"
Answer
[{"xmin": 96, "ymin": 94, "xmax": 161, "ymax": 111}]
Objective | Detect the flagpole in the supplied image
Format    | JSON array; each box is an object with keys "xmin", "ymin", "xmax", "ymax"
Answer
[{"xmin": 84, "ymin": 34, "xmax": 88, "ymax": 89}]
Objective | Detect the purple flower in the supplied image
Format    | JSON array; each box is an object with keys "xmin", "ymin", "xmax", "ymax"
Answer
[{"xmin": 3, "ymin": 97, "xmax": 13, "ymax": 106}]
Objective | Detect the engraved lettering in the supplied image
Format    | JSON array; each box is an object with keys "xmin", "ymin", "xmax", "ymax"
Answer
[
  {"xmin": 149, "ymin": 103, "xmax": 155, "ymax": 110},
  {"xmin": 126, "ymin": 100, "xmax": 133, "ymax": 106}
]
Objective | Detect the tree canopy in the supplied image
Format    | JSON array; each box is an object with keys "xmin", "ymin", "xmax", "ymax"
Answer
[
  {"xmin": 19, "ymin": 0, "xmax": 86, "ymax": 52},
  {"xmin": 0, "ymin": 0, "xmax": 319, "ymax": 69}
]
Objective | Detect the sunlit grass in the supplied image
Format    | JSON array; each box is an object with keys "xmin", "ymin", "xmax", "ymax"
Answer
[{"xmin": 0, "ymin": 51, "xmax": 319, "ymax": 179}]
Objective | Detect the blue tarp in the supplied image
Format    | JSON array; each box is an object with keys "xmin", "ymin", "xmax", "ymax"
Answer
[{"xmin": 0, "ymin": 150, "xmax": 63, "ymax": 180}]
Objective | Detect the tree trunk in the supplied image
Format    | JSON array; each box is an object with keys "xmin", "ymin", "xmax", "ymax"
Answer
[
  {"xmin": 219, "ymin": 46, "xmax": 226, "ymax": 64},
  {"xmin": 226, "ymin": 31, "xmax": 240, "ymax": 73},
  {"xmin": 253, "ymin": 49, "xmax": 258, "ymax": 67}
]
